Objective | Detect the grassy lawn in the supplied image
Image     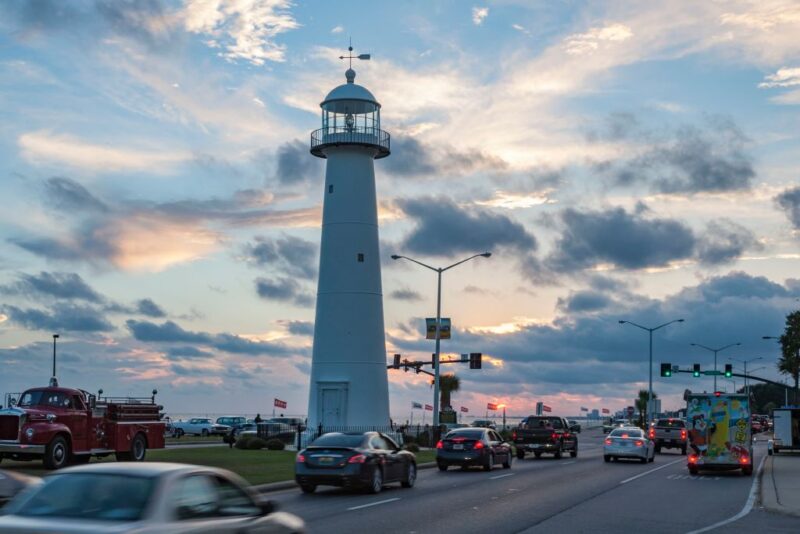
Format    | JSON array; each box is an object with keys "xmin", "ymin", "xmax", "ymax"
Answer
[
  {"xmin": 165, "ymin": 435, "xmax": 226, "ymax": 444},
  {"xmin": 1, "ymin": 447, "xmax": 438, "ymax": 486}
]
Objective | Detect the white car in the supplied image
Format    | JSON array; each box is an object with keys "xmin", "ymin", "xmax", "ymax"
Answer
[
  {"xmin": 604, "ymin": 427, "xmax": 655, "ymax": 463},
  {"xmin": 0, "ymin": 462, "xmax": 305, "ymax": 533},
  {"xmin": 172, "ymin": 418, "xmax": 230, "ymax": 437}
]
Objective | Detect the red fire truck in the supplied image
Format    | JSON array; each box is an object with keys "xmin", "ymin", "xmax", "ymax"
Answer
[{"xmin": 0, "ymin": 381, "xmax": 165, "ymax": 469}]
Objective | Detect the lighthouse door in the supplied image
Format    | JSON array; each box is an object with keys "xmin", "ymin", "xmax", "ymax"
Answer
[{"xmin": 319, "ymin": 383, "xmax": 348, "ymax": 427}]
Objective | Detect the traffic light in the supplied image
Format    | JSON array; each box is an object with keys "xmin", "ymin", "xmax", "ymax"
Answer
[
  {"xmin": 469, "ymin": 353, "xmax": 482, "ymax": 369},
  {"xmin": 724, "ymin": 364, "xmax": 733, "ymax": 378},
  {"xmin": 693, "ymin": 363, "xmax": 701, "ymax": 378},
  {"xmin": 660, "ymin": 363, "xmax": 672, "ymax": 377},
  {"xmin": 393, "ymin": 354, "xmax": 401, "ymax": 369}
]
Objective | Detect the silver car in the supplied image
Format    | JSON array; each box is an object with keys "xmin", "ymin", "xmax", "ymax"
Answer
[
  {"xmin": 0, "ymin": 462, "xmax": 304, "ymax": 533},
  {"xmin": 603, "ymin": 427, "xmax": 655, "ymax": 464}
]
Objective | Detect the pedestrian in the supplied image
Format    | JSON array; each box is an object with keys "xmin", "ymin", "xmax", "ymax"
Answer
[
  {"xmin": 254, "ymin": 413, "xmax": 262, "ymax": 424},
  {"xmin": 227, "ymin": 426, "xmax": 236, "ymax": 449}
]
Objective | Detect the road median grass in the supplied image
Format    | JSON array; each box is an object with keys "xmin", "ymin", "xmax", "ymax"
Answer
[{"xmin": 2, "ymin": 447, "xmax": 438, "ymax": 486}]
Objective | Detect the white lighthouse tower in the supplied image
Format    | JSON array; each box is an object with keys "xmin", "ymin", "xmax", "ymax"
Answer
[{"xmin": 306, "ymin": 52, "xmax": 391, "ymax": 429}]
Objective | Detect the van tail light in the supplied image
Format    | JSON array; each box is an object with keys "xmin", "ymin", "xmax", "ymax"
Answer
[
  {"xmin": 474, "ymin": 441, "xmax": 485, "ymax": 449},
  {"xmin": 688, "ymin": 454, "xmax": 698, "ymax": 464},
  {"xmin": 680, "ymin": 429, "xmax": 687, "ymax": 440},
  {"xmin": 296, "ymin": 453, "xmax": 306, "ymax": 463},
  {"xmin": 739, "ymin": 456, "xmax": 749, "ymax": 465},
  {"xmin": 436, "ymin": 440, "xmax": 443, "ymax": 449},
  {"xmin": 635, "ymin": 440, "xmax": 644, "ymax": 447},
  {"xmin": 605, "ymin": 438, "xmax": 612, "ymax": 445},
  {"xmin": 348, "ymin": 454, "xmax": 367, "ymax": 464},
  {"xmin": 648, "ymin": 429, "xmax": 655, "ymax": 439}
]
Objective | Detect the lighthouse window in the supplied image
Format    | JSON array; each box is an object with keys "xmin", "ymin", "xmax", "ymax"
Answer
[
  {"xmin": 328, "ymin": 184, "xmax": 334, "ymax": 194},
  {"xmin": 357, "ymin": 253, "xmax": 364, "ymax": 262}
]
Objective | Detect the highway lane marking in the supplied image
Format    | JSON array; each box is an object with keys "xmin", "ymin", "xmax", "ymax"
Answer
[
  {"xmin": 685, "ymin": 454, "xmax": 767, "ymax": 534},
  {"xmin": 560, "ymin": 461, "xmax": 575, "ymax": 465},
  {"xmin": 619, "ymin": 458, "xmax": 684, "ymax": 485},
  {"xmin": 489, "ymin": 473, "xmax": 515, "ymax": 480},
  {"xmin": 346, "ymin": 497, "xmax": 400, "ymax": 511}
]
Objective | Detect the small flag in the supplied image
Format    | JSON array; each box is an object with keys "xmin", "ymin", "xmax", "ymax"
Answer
[
  {"xmin": 580, "ymin": 407, "xmax": 588, "ymax": 412},
  {"xmin": 460, "ymin": 406, "xmax": 469, "ymax": 413},
  {"xmin": 602, "ymin": 408, "xmax": 610, "ymax": 414},
  {"xmin": 274, "ymin": 398, "xmax": 287, "ymax": 409},
  {"xmin": 425, "ymin": 404, "xmax": 433, "ymax": 411},
  {"xmin": 487, "ymin": 402, "xmax": 498, "ymax": 411},
  {"xmin": 542, "ymin": 405, "xmax": 552, "ymax": 413},
  {"xmin": 412, "ymin": 402, "xmax": 423, "ymax": 409}
]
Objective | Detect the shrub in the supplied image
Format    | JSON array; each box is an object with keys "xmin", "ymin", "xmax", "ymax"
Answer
[
  {"xmin": 234, "ymin": 436, "xmax": 268, "ymax": 450},
  {"xmin": 404, "ymin": 443, "xmax": 420, "ymax": 453},
  {"xmin": 266, "ymin": 439, "xmax": 285, "ymax": 451}
]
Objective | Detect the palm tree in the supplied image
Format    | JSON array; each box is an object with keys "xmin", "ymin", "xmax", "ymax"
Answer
[
  {"xmin": 635, "ymin": 389, "xmax": 657, "ymax": 428},
  {"xmin": 431, "ymin": 373, "xmax": 461, "ymax": 409},
  {"xmin": 779, "ymin": 310, "xmax": 800, "ymax": 404}
]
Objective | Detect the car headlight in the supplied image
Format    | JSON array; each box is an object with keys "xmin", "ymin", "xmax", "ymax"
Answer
[{"xmin": 25, "ymin": 428, "xmax": 35, "ymax": 439}]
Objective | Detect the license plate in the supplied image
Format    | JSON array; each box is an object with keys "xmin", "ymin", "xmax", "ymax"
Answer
[
  {"xmin": 318, "ymin": 456, "xmax": 334, "ymax": 464},
  {"xmin": 621, "ymin": 442, "xmax": 629, "ymax": 447},
  {"xmin": 532, "ymin": 444, "xmax": 541, "ymax": 449},
  {"xmin": 453, "ymin": 444, "xmax": 464, "ymax": 450}
]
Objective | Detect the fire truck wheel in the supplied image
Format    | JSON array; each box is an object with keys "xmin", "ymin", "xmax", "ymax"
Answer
[
  {"xmin": 44, "ymin": 436, "xmax": 70, "ymax": 470},
  {"xmin": 130, "ymin": 434, "xmax": 147, "ymax": 461}
]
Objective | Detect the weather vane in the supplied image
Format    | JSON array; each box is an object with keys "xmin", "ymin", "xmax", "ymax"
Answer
[{"xmin": 339, "ymin": 38, "xmax": 370, "ymax": 69}]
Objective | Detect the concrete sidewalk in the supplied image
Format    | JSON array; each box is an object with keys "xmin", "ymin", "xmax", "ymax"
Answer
[{"xmin": 761, "ymin": 452, "xmax": 800, "ymax": 518}]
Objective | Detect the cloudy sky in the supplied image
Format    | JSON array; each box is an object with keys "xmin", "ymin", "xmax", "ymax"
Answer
[{"xmin": 1, "ymin": 0, "xmax": 799, "ymax": 419}]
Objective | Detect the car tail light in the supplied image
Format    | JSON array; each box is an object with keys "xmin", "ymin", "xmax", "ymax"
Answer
[
  {"xmin": 551, "ymin": 433, "xmax": 558, "ymax": 441},
  {"xmin": 648, "ymin": 429, "xmax": 655, "ymax": 439},
  {"xmin": 635, "ymin": 440, "xmax": 644, "ymax": 447},
  {"xmin": 680, "ymin": 429, "xmax": 687, "ymax": 440},
  {"xmin": 474, "ymin": 441, "xmax": 485, "ymax": 449},
  {"xmin": 605, "ymin": 438, "xmax": 612, "ymax": 445},
  {"xmin": 740, "ymin": 456, "xmax": 749, "ymax": 465},
  {"xmin": 348, "ymin": 454, "xmax": 367, "ymax": 464},
  {"xmin": 512, "ymin": 431, "xmax": 517, "ymax": 440},
  {"xmin": 296, "ymin": 453, "xmax": 306, "ymax": 463},
  {"xmin": 436, "ymin": 440, "xmax": 443, "ymax": 449},
  {"xmin": 688, "ymin": 454, "xmax": 698, "ymax": 464}
]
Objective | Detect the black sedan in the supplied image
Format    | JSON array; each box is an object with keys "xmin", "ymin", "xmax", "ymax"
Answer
[
  {"xmin": 436, "ymin": 428, "xmax": 513, "ymax": 471},
  {"xmin": 295, "ymin": 432, "xmax": 416, "ymax": 494}
]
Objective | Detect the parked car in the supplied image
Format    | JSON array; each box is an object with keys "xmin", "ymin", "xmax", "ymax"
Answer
[
  {"xmin": 604, "ymin": 427, "xmax": 655, "ymax": 463},
  {"xmin": 216, "ymin": 416, "xmax": 248, "ymax": 430},
  {"xmin": 0, "ymin": 469, "xmax": 40, "ymax": 508},
  {"xmin": 0, "ymin": 462, "xmax": 304, "ymax": 532},
  {"xmin": 649, "ymin": 418, "xmax": 687, "ymax": 454},
  {"xmin": 295, "ymin": 432, "xmax": 416, "ymax": 494},
  {"xmin": 513, "ymin": 416, "xmax": 578, "ymax": 460},
  {"xmin": 172, "ymin": 418, "xmax": 230, "ymax": 437},
  {"xmin": 471, "ymin": 419, "xmax": 497, "ymax": 430},
  {"xmin": 436, "ymin": 428, "xmax": 512, "ymax": 471}
]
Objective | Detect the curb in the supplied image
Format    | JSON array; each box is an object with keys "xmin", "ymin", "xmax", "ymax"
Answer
[{"xmin": 254, "ymin": 461, "xmax": 438, "ymax": 494}]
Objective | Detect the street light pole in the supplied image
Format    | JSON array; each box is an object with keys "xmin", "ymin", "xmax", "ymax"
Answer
[
  {"xmin": 391, "ymin": 252, "xmax": 492, "ymax": 431},
  {"xmin": 729, "ymin": 356, "xmax": 762, "ymax": 398},
  {"xmin": 619, "ymin": 318, "xmax": 684, "ymax": 427},
  {"xmin": 690, "ymin": 342, "xmax": 741, "ymax": 391},
  {"xmin": 762, "ymin": 336, "xmax": 792, "ymax": 406}
]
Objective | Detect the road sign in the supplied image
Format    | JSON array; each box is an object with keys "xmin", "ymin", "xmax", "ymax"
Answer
[
  {"xmin": 703, "ymin": 370, "xmax": 723, "ymax": 376},
  {"xmin": 426, "ymin": 318, "xmax": 451, "ymax": 339}
]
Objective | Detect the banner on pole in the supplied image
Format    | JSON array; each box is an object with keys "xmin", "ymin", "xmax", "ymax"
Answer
[
  {"xmin": 542, "ymin": 405, "xmax": 552, "ymax": 413},
  {"xmin": 424, "ymin": 404, "xmax": 433, "ymax": 411},
  {"xmin": 580, "ymin": 407, "xmax": 588, "ymax": 412},
  {"xmin": 274, "ymin": 398, "xmax": 287, "ymax": 409},
  {"xmin": 425, "ymin": 318, "xmax": 451, "ymax": 340},
  {"xmin": 460, "ymin": 406, "xmax": 469, "ymax": 413},
  {"xmin": 487, "ymin": 402, "xmax": 498, "ymax": 411},
  {"xmin": 602, "ymin": 408, "xmax": 610, "ymax": 414},
  {"xmin": 412, "ymin": 402, "xmax": 423, "ymax": 409}
]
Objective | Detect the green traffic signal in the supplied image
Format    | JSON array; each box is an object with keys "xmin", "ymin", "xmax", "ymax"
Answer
[
  {"xmin": 693, "ymin": 363, "xmax": 701, "ymax": 377},
  {"xmin": 724, "ymin": 363, "xmax": 733, "ymax": 378},
  {"xmin": 660, "ymin": 363, "xmax": 672, "ymax": 377}
]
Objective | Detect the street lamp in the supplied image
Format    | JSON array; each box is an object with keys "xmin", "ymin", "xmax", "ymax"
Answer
[
  {"xmin": 729, "ymin": 356, "xmax": 762, "ymax": 398},
  {"xmin": 391, "ymin": 252, "xmax": 492, "ymax": 431},
  {"xmin": 619, "ymin": 318, "xmax": 684, "ymax": 426},
  {"xmin": 763, "ymin": 336, "xmax": 793, "ymax": 406},
  {"xmin": 690, "ymin": 342, "xmax": 741, "ymax": 391}
]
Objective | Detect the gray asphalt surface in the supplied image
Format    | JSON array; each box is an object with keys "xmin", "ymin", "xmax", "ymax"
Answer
[{"xmin": 268, "ymin": 429, "xmax": 799, "ymax": 533}]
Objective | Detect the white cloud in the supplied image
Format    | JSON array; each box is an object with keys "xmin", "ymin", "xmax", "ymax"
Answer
[
  {"xmin": 564, "ymin": 23, "xmax": 633, "ymax": 55},
  {"xmin": 331, "ymin": 25, "xmax": 344, "ymax": 34},
  {"xmin": 183, "ymin": 0, "xmax": 300, "ymax": 65},
  {"xmin": 512, "ymin": 24, "xmax": 530, "ymax": 35},
  {"xmin": 759, "ymin": 67, "xmax": 800, "ymax": 88},
  {"xmin": 476, "ymin": 191, "xmax": 557, "ymax": 209},
  {"xmin": 472, "ymin": 7, "xmax": 489, "ymax": 26},
  {"xmin": 0, "ymin": 313, "xmax": 7, "ymax": 324},
  {"xmin": 18, "ymin": 131, "xmax": 191, "ymax": 173}
]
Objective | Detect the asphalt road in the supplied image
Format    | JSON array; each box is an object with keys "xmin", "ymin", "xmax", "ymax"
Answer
[{"xmin": 268, "ymin": 429, "xmax": 799, "ymax": 533}]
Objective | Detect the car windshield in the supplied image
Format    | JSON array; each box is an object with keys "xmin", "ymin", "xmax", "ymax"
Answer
[
  {"xmin": 8, "ymin": 473, "xmax": 155, "ymax": 522},
  {"xmin": 446, "ymin": 429, "xmax": 485, "ymax": 439},
  {"xmin": 17, "ymin": 391, "xmax": 71, "ymax": 408},
  {"xmin": 310, "ymin": 433, "xmax": 365, "ymax": 448},
  {"xmin": 656, "ymin": 419, "xmax": 685, "ymax": 428},
  {"xmin": 610, "ymin": 429, "xmax": 643, "ymax": 438}
]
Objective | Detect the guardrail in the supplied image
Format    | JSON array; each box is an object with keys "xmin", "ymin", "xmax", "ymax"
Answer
[{"xmin": 310, "ymin": 127, "xmax": 390, "ymax": 158}]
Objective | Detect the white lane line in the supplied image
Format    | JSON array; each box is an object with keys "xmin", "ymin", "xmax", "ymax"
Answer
[
  {"xmin": 346, "ymin": 497, "xmax": 400, "ymax": 511},
  {"xmin": 619, "ymin": 458, "xmax": 684, "ymax": 485},
  {"xmin": 490, "ymin": 473, "xmax": 516, "ymax": 480},
  {"xmin": 685, "ymin": 455, "xmax": 767, "ymax": 534},
  {"xmin": 561, "ymin": 461, "xmax": 575, "ymax": 465}
]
